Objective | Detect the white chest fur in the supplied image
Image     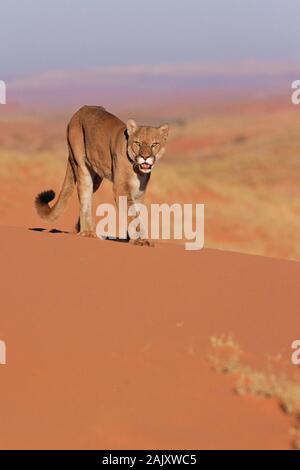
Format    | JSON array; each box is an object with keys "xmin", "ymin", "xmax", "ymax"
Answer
[{"xmin": 129, "ymin": 173, "xmax": 148, "ymax": 201}]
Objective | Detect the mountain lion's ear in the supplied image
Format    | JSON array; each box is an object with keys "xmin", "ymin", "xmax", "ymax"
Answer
[
  {"xmin": 126, "ymin": 119, "xmax": 138, "ymax": 136},
  {"xmin": 159, "ymin": 123, "xmax": 169, "ymax": 138}
]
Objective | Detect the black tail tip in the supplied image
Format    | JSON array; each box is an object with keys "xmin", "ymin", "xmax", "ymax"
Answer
[{"xmin": 35, "ymin": 190, "xmax": 55, "ymax": 205}]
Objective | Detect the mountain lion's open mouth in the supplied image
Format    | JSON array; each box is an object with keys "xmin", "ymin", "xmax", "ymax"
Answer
[
  {"xmin": 139, "ymin": 162, "xmax": 152, "ymax": 171},
  {"xmin": 141, "ymin": 163, "xmax": 151, "ymax": 169}
]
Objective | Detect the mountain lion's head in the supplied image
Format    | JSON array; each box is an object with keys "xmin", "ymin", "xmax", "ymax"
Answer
[{"xmin": 126, "ymin": 120, "xmax": 169, "ymax": 174}]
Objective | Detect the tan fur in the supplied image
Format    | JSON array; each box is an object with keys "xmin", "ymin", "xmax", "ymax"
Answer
[{"xmin": 35, "ymin": 106, "xmax": 169, "ymax": 243}]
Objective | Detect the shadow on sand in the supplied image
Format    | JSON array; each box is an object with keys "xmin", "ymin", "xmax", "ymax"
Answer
[{"xmin": 28, "ymin": 228, "xmax": 130, "ymax": 243}]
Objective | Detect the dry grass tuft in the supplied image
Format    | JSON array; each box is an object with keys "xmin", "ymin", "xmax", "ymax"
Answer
[{"xmin": 209, "ymin": 334, "xmax": 300, "ymax": 449}]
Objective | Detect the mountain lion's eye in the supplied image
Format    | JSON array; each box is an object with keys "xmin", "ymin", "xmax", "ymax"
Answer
[
  {"xmin": 133, "ymin": 141, "xmax": 141, "ymax": 146},
  {"xmin": 151, "ymin": 142, "xmax": 159, "ymax": 148}
]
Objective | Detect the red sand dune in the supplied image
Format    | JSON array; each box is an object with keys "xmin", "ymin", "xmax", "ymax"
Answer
[{"xmin": 0, "ymin": 226, "xmax": 299, "ymax": 449}]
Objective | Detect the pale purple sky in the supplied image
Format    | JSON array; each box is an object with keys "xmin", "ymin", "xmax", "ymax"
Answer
[{"xmin": 1, "ymin": 0, "xmax": 300, "ymax": 79}]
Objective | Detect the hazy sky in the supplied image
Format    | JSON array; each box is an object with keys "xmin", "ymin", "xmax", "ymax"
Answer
[{"xmin": 1, "ymin": 0, "xmax": 300, "ymax": 78}]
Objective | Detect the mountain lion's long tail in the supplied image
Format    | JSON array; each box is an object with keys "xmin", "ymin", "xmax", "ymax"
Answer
[{"xmin": 35, "ymin": 158, "xmax": 76, "ymax": 221}]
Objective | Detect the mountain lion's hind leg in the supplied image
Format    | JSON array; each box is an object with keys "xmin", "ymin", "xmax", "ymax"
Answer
[
  {"xmin": 75, "ymin": 172, "xmax": 102, "ymax": 234},
  {"xmin": 77, "ymin": 164, "xmax": 96, "ymax": 238}
]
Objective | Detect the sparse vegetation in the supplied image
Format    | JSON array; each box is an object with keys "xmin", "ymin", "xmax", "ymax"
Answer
[{"xmin": 209, "ymin": 334, "xmax": 300, "ymax": 449}]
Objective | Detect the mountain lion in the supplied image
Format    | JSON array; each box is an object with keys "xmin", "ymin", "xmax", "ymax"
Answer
[{"xmin": 35, "ymin": 105, "xmax": 169, "ymax": 245}]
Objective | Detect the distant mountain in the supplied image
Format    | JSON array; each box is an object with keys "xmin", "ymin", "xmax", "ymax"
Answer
[{"xmin": 5, "ymin": 61, "xmax": 299, "ymax": 118}]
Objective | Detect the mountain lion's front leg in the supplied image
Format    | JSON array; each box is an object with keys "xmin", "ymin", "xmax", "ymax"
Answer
[{"xmin": 113, "ymin": 185, "xmax": 154, "ymax": 247}]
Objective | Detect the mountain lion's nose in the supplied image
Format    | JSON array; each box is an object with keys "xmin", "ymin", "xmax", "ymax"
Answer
[{"xmin": 140, "ymin": 145, "xmax": 151, "ymax": 158}]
